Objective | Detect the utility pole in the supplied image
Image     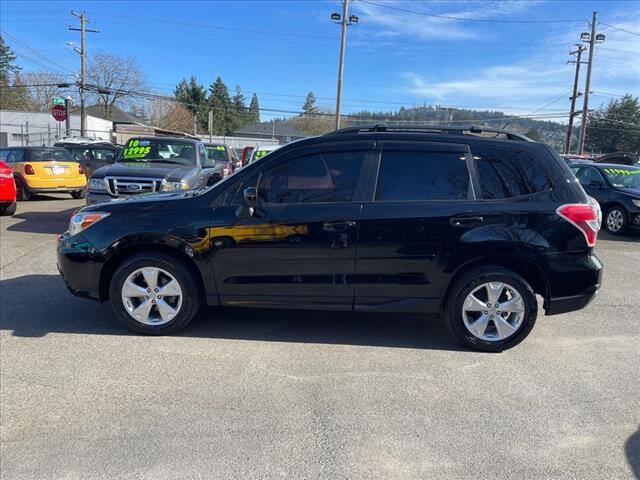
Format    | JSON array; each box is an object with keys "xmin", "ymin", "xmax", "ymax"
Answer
[
  {"xmin": 577, "ymin": 12, "xmax": 605, "ymax": 155},
  {"xmin": 564, "ymin": 45, "xmax": 586, "ymax": 154},
  {"xmin": 331, "ymin": 1, "xmax": 358, "ymax": 130},
  {"xmin": 69, "ymin": 11, "xmax": 98, "ymax": 138}
]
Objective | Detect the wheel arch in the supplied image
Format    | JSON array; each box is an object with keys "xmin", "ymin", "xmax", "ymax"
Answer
[
  {"xmin": 99, "ymin": 243, "xmax": 207, "ymax": 303},
  {"xmin": 442, "ymin": 254, "xmax": 550, "ymax": 312}
]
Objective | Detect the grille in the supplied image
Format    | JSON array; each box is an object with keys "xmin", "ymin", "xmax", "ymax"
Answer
[{"xmin": 105, "ymin": 177, "xmax": 162, "ymax": 196}]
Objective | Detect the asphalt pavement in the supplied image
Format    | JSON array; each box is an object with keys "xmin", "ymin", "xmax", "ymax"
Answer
[{"xmin": 1, "ymin": 195, "xmax": 639, "ymax": 480}]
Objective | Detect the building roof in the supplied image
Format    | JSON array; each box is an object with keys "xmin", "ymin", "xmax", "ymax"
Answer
[
  {"xmin": 71, "ymin": 104, "xmax": 145, "ymax": 124},
  {"xmin": 234, "ymin": 122, "xmax": 306, "ymax": 138}
]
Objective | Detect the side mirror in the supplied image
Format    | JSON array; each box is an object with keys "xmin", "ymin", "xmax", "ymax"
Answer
[
  {"xmin": 243, "ymin": 187, "xmax": 257, "ymax": 206},
  {"xmin": 588, "ymin": 180, "xmax": 604, "ymax": 189}
]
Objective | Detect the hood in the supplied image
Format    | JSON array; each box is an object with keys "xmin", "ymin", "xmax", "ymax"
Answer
[
  {"xmin": 92, "ymin": 161, "xmax": 196, "ymax": 180},
  {"xmin": 617, "ymin": 186, "xmax": 640, "ymax": 197}
]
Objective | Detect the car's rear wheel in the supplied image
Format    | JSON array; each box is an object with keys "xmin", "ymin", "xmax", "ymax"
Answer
[
  {"xmin": 445, "ymin": 267, "xmax": 538, "ymax": 352},
  {"xmin": 71, "ymin": 188, "xmax": 87, "ymax": 199},
  {"xmin": 109, "ymin": 252, "xmax": 202, "ymax": 335},
  {"xmin": 604, "ymin": 206, "xmax": 627, "ymax": 235},
  {"xmin": 15, "ymin": 179, "xmax": 31, "ymax": 201},
  {"xmin": 0, "ymin": 201, "xmax": 17, "ymax": 216}
]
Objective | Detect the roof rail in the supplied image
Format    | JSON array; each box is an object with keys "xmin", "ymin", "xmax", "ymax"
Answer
[{"xmin": 327, "ymin": 123, "xmax": 532, "ymax": 142}]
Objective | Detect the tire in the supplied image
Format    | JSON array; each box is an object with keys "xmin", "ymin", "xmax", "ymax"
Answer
[
  {"xmin": 15, "ymin": 179, "xmax": 31, "ymax": 201},
  {"xmin": 109, "ymin": 252, "xmax": 202, "ymax": 335},
  {"xmin": 71, "ymin": 188, "xmax": 87, "ymax": 199},
  {"xmin": 444, "ymin": 266, "xmax": 538, "ymax": 352},
  {"xmin": 0, "ymin": 202, "xmax": 17, "ymax": 216},
  {"xmin": 604, "ymin": 205, "xmax": 627, "ymax": 235}
]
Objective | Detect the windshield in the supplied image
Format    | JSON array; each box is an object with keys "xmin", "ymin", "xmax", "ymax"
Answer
[
  {"xmin": 251, "ymin": 149, "xmax": 273, "ymax": 163},
  {"xmin": 602, "ymin": 166, "xmax": 640, "ymax": 188},
  {"xmin": 29, "ymin": 148, "xmax": 72, "ymax": 162},
  {"xmin": 120, "ymin": 139, "xmax": 196, "ymax": 166},
  {"xmin": 206, "ymin": 146, "xmax": 229, "ymax": 162}
]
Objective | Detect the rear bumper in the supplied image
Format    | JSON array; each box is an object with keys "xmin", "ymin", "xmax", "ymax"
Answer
[
  {"xmin": 25, "ymin": 178, "xmax": 86, "ymax": 190},
  {"xmin": 29, "ymin": 186, "xmax": 85, "ymax": 194},
  {"xmin": 544, "ymin": 253, "xmax": 603, "ymax": 315}
]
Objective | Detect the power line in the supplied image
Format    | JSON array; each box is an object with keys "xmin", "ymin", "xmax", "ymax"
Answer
[
  {"xmin": 0, "ymin": 29, "xmax": 76, "ymax": 74},
  {"xmin": 357, "ymin": 0, "xmax": 586, "ymax": 23},
  {"xmin": 599, "ymin": 22, "xmax": 640, "ymax": 37}
]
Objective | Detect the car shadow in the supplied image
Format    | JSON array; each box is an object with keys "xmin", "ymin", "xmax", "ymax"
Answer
[
  {"xmin": 0, "ymin": 274, "xmax": 466, "ymax": 352},
  {"xmin": 6, "ymin": 207, "xmax": 77, "ymax": 234},
  {"xmin": 627, "ymin": 428, "xmax": 640, "ymax": 479},
  {"xmin": 599, "ymin": 230, "xmax": 640, "ymax": 243}
]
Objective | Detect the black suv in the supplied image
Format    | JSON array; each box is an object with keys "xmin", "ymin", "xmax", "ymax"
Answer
[
  {"xmin": 570, "ymin": 162, "xmax": 640, "ymax": 234},
  {"xmin": 86, "ymin": 136, "xmax": 224, "ymax": 204},
  {"xmin": 58, "ymin": 125, "xmax": 603, "ymax": 351}
]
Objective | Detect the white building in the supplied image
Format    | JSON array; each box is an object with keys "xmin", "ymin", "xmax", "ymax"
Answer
[{"xmin": 0, "ymin": 110, "xmax": 113, "ymax": 147}]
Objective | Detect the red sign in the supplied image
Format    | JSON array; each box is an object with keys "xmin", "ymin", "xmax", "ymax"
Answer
[{"xmin": 52, "ymin": 104, "xmax": 66, "ymax": 122}]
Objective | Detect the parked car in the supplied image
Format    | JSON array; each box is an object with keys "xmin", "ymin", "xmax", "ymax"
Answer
[
  {"xmin": 58, "ymin": 125, "xmax": 602, "ymax": 351},
  {"xmin": 204, "ymin": 143, "xmax": 235, "ymax": 177},
  {"xmin": 559, "ymin": 154, "xmax": 593, "ymax": 164},
  {"xmin": 86, "ymin": 137, "xmax": 225, "ymax": 205},
  {"xmin": 0, "ymin": 147, "xmax": 86, "ymax": 200},
  {"xmin": 248, "ymin": 145, "xmax": 279, "ymax": 164},
  {"xmin": 569, "ymin": 162, "xmax": 640, "ymax": 235},
  {"xmin": 593, "ymin": 152, "xmax": 639, "ymax": 166},
  {"xmin": 55, "ymin": 138, "xmax": 122, "ymax": 178},
  {"xmin": 0, "ymin": 160, "xmax": 17, "ymax": 216}
]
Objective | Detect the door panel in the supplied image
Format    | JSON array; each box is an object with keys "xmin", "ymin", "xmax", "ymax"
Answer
[
  {"xmin": 211, "ymin": 142, "xmax": 374, "ymax": 309},
  {"xmin": 354, "ymin": 141, "xmax": 491, "ymax": 313},
  {"xmin": 213, "ymin": 203, "xmax": 362, "ymax": 307}
]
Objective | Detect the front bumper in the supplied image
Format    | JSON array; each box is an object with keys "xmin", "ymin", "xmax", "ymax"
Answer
[
  {"xmin": 86, "ymin": 191, "xmax": 116, "ymax": 205},
  {"xmin": 57, "ymin": 233, "xmax": 105, "ymax": 301}
]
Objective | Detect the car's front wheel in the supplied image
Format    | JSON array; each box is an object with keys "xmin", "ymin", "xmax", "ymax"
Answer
[
  {"xmin": 445, "ymin": 266, "xmax": 538, "ymax": 352},
  {"xmin": 604, "ymin": 206, "xmax": 627, "ymax": 235},
  {"xmin": 109, "ymin": 252, "xmax": 202, "ymax": 334}
]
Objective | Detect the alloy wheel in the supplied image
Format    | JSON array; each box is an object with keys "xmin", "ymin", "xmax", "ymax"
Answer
[
  {"xmin": 606, "ymin": 209, "xmax": 624, "ymax": 233},
  {"xmin": 121, "ymin": 267, "xmax": 183, "ymax": 326},
  {"xmin": 462, "ymin": 282, "xmax": 526, "ymax": 342}
]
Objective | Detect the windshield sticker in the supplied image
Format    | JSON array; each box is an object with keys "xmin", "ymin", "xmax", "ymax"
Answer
[
  {"xmin": 604, "ymin": 168, "xmax": 640, "ymax": 175},
  {"xmin": 123, "ymin": 139, "xmax": 152, "ymax": 159}
]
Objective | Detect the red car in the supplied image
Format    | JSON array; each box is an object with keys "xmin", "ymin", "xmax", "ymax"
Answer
[{"xmin": 0, "ymin": 160, "xmax": 17, "ymax": 216}]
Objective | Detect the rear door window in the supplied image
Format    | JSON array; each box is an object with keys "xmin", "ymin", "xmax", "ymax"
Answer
[
  {"xmin": 575, "ymin": 167, "xmax": 604, "ymax": 186},
  {"xmin": 7, "ymin": 149, "xmax": 25, "ymax": 162},
  {"xmin": 375, "ymin": 150, "xmax": 470, "ymax": 201},
  {"xmin": 473, "ymin": 147, "xmax": 553, "ymax": 199}
]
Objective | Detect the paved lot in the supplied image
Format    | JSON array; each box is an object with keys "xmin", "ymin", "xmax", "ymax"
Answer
[{"xmin": 1, "ymin": 195, "xmax": 639, "ymax": 480}]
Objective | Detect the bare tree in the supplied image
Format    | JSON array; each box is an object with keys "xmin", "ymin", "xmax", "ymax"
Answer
[
  {"xmin": 23, "ymin": 72, "xmax": 69, "ymax": 112},
  {"xmin": 149, "ymin": 99, "xmax": 193, "ymax": 133},
  {"xmin": 87, "ymin": 52, "xmax": 147, "ymax": 119}
]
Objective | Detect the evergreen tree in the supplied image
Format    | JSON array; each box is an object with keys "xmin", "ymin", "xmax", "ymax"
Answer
[
  {"xmin": 302, "ymin": 91, "xmax": 318, "ymax": 115},
  {"xmin": 585, "ymin": 94, "xmax": 640, "ymax": 153},
  {"xmin": 209, "ymin": 76, "xmax": 233, "ymax": 135},
  {"xmin": 231, "ymin": 85, "xmax": 248, "ymax": 131},
  {"xmin": 174, "ymin": 76, "xmax": 207, "ymax": 130},
  {"xmin": 0, "ymin": 74, "xmax": 34, "ymax": 111},
  {"xmin": 249, "ymin": 93, "xmax": 260, "ymax": 123},
  {"xmin": 0, "ymin": 34, "xmax": 20, "ymax": 84},
  {"xmin": 525, "ymin": 128, "xmax": 542, "ymax": 142}
]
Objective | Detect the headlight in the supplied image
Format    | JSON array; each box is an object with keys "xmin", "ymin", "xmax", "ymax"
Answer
[
  {"xmin": 68, "ymin": 212, "xmax": 110, "ymax": 236},
  {"xmin": 632, "ymin": 199, "xmax": 640, "ymax": 208},
  {"xmin": 88, "ymin": 178, "xmax": 106, "ymax": 191},
  {"xmin": 160, "ymin": 179, "xmax": 189, "ymax": 191}
]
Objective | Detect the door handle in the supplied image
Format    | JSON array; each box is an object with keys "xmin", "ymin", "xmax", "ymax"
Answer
[
  {"xmin": 323, "ymin": 220, "xmax": 356, "ymax": 232},
  {"xmin": 450, "ymin": 215, "xmax": 484, "ymax": 227}
]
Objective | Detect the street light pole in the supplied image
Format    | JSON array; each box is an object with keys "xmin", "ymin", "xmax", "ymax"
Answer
[
  {"xmin": 331, "ymin": 1, "xmax": 358, "ymax": 130},
  {"xmin": 577, "ymin": 11, "xmax": 604, "ymax": 156},
  {"xmin": 69, "ymin": 11, "xmax": 98, "ymax": 138},
  {"xmin": 564, "ymin": 45, "xmax": 586, "ymax": 154}
]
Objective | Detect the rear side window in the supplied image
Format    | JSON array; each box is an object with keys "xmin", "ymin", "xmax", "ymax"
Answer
[
  {"xmin": 0, "ymin": 149, "xmax": 9, "ymax": 161},
  {"xmin": 575, "ymin": 167, "xmax": 604, "ymax": 186},
  {"xmin": 473, "ymin": 147, "xmax": 553, "ymax": 199},
  {"xmin": 7, "ymin": 149, "xmax": 25, "ymax": 162},
  {"xmin": 375, "ymin": 151, "xmax": 470, "ymax": 201},
  {"xmin": 258, "ymin": 151, "xmax": 365, "ymax": 203}
]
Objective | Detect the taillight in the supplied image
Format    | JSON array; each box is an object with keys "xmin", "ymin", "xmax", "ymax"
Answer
[
  {"xmin": 24, "ymin": 164, "xmax": 35, "ymax": 175},
  {"xmin": 557, "ymin": 201, "xmax": 601, "ymax": 247},
  {"xmin": 0, "ymin": 166, "xmax": 13, "ymax": 178},
  {"xmin": 78, "ymin": 164, "xmax": 84, "ymax": 175}
]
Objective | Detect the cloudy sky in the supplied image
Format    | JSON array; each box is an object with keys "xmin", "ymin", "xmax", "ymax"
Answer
[{"xmin": 1, "ymin": 0, "xmax": 638, "ymax": 122}]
